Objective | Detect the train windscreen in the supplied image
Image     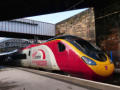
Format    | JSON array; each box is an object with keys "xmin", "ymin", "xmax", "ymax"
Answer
[{"xmin": 71, "ymin": 39, "xmax": 107, "ymax": 61}]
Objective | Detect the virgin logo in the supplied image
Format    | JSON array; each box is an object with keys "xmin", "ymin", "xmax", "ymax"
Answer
[
  {"xmin": 32, "ymin": 49, "xmax": 46, "ymax": 60},
  {"xmin": 105, "ymin": 66, "xmax": 108, "ymax": 70}
]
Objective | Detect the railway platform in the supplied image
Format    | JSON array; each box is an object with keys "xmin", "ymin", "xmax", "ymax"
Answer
[{"xmin": 0, "ymin": 66, "xmax": 120, "ymax": 90}]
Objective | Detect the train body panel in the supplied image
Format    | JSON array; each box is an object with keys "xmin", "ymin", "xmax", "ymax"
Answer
[
  {"xmin": 45, "ymin": 40, "xmax": 69, "ymax": 71},
  {"xmin": 21, "ymin": 44, "xmax": 60, "ymax": 70}
]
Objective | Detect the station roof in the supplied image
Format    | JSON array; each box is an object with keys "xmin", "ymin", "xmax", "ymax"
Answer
[
  {"xmin": 0, "ymin": 0, "xmax": 115, "ymax": 20},
  {"xmin": 26, "ymin": 8, "xmax": 88, "ymax": 24}
]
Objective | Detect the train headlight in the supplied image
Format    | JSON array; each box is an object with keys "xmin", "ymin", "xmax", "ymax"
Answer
[{"xmin": 81, "ymin": 56, "xmax": 96, "ymax": 65}]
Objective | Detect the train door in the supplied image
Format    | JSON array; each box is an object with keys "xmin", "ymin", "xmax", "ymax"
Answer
[{"xmin": 55, "ymin": 41, "xmax": 68, "ymax": 71}]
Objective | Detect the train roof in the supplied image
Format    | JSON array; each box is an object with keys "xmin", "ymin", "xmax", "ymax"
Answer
[{"xmin": 47, "ymin": 35, "xmax": 83, "ymax": 41}]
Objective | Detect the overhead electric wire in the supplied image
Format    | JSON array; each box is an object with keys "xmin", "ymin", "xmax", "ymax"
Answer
[
  {"xmin": 66, "ymin": 0, "xmax": 84, "ymax": 10},
  {"xmin": 96, "ymin": 10, "xmax": 120, "ymax": 20}
]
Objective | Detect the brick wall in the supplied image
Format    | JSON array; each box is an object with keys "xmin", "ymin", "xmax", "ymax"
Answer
[
  {"xmin": 95, "ymin": 1, "xmax": 120, "ymax": 67},
  {"xmin": 56, "ymin": 8, "xmax": 96, "ymax": 44}
]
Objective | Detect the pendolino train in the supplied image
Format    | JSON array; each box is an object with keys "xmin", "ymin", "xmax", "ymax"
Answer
[{"xmin": 0, "ymin": 35, "xmax": 114, "ymax": 80}]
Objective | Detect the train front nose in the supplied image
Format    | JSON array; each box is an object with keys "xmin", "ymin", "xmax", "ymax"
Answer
[
  {"xmin": 81, "ymin": 54, "xmax": 115, "ymax": 78},
  {"xmin": 84, "ymin": 52, "xmax": 115, "ymax": 77},
  {"xmin": 92, "ymin": 63, "xmax": 114, "ymax": 77}
]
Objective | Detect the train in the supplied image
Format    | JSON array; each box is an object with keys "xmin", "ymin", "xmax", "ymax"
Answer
[{"xmin": 0, "ymin": 35, "xmax": 114, "ymax": 80}]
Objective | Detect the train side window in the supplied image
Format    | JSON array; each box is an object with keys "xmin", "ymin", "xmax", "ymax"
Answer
[
  {"xmin": 28, "ymin": 50, "xmax": 31, "ymax": 56},
  {"xmin": 58, "ymin": 42, "xmax": 65, "ymax": 52}
]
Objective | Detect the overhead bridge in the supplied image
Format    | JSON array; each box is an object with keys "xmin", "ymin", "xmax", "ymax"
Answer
[{"xmin": 0, "ymin": 19, "xmax": 55, "ymax": 39}]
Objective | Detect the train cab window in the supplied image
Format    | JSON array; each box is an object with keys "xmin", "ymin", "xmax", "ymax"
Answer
[
  {"xmin": 75, "ymin": 40, "xmax": 94, "ymax": 52},
  {"xmin": 58, "ymin": 42, "xmax": 65, "ymax": 52}
]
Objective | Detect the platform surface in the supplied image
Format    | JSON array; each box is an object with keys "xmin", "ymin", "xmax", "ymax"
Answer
[{"xmin": 0, "ymin": 67, "xmax": 98, "ymax": 90}]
